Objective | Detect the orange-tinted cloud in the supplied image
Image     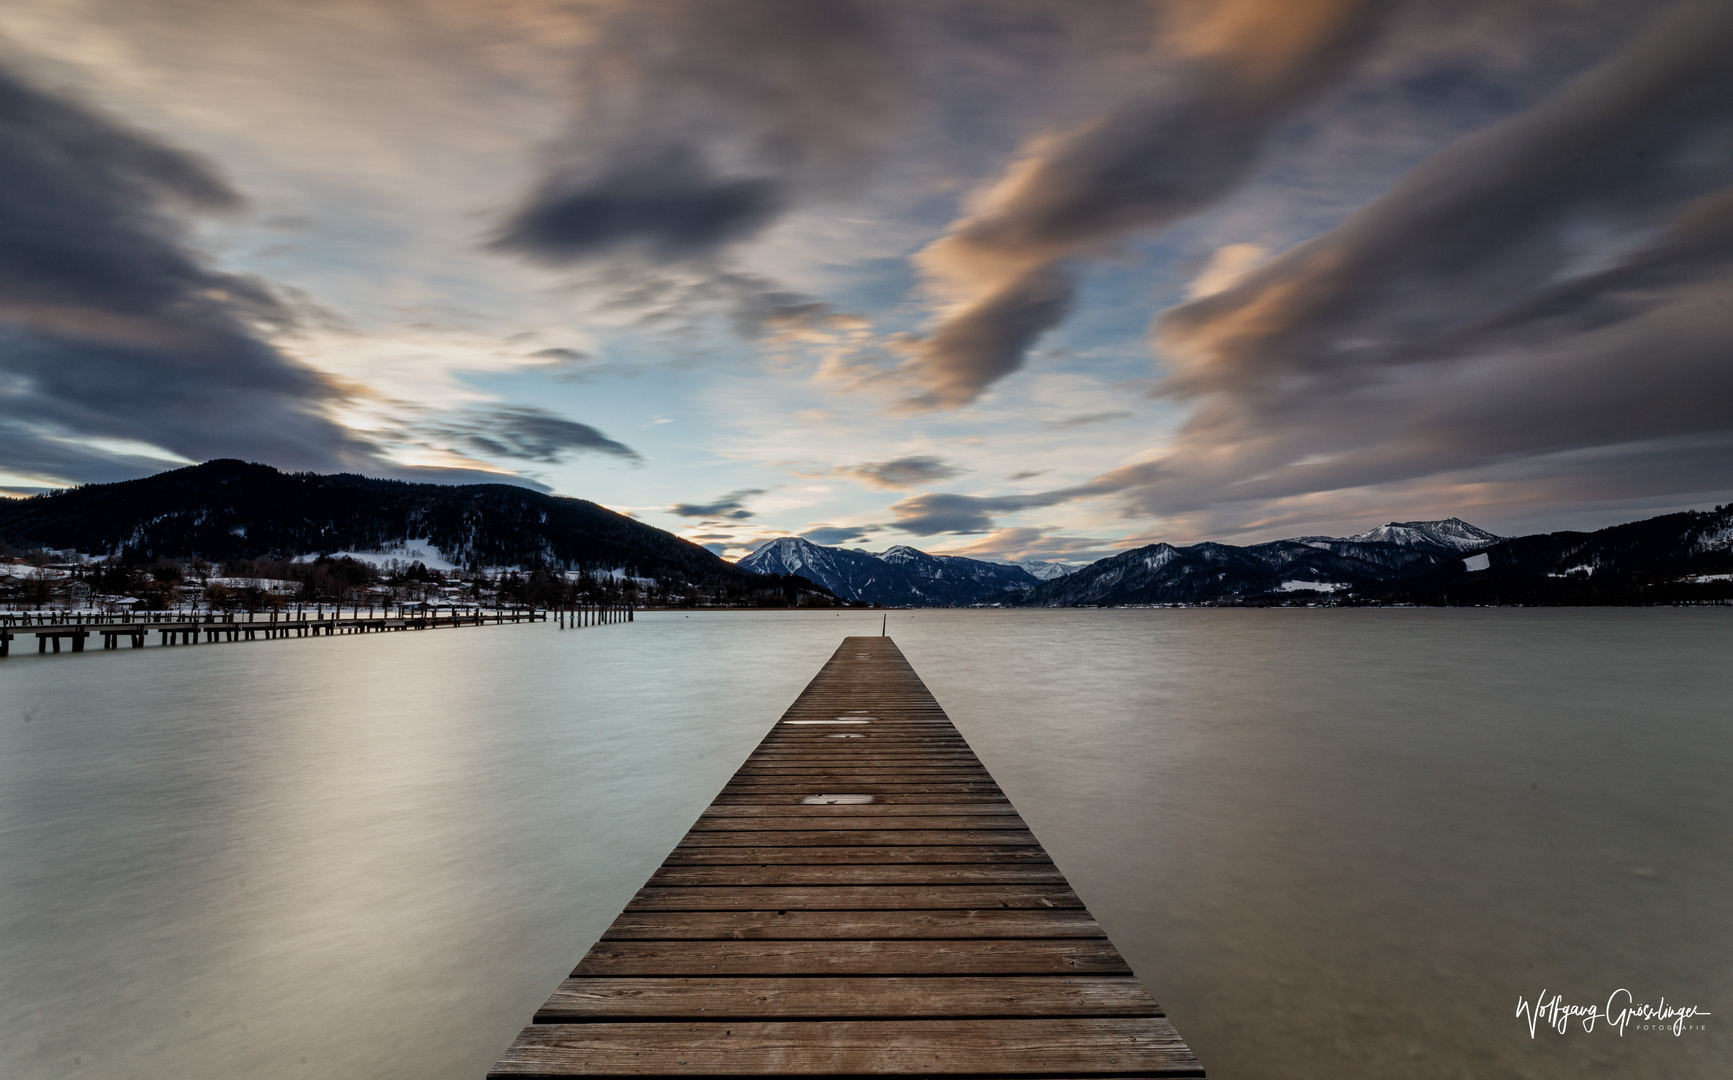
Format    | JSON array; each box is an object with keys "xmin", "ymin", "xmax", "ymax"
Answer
[{"xmin": 899, "ymin": 0, "xmax": 1384, "ymax": 408}]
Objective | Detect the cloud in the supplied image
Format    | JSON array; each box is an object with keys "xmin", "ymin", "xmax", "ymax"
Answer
[
  {"xmin": 496, "ymin": 145, "xmax": 784, "ymax": 263},
  {"xmin": 886, "ymin": 490, "xmax": 1079, "ymax": 535},
  {"xmin": 494, "ymin": 0, "xmax": 903, "ymax": 268},
  {"xmin": 838, "ymin": 455, "xmax": 961, "ymax": 490},
  {"xmin": 529, "ymin": 346, "xmax": 603, "ymax": 381},
  {"xmin": 0, "ymin": 62, "xmax": 384, "ymax": 486},
  {"xmin": 1129, "ymin": 0, "xmax": 1733, "ymax": 532},
  {"xmin": 435, "ymin": 406, "xmax": 640, "ymax": 464},
  {"xmin": 897, "ymin": 0, "xmax": 1385, "ymax": 407},
  {"xmin": 1044, "ymin": 410, "xmax": 1132, "ymax": 429},
  {"xmin": 926, "ymin": 526, "xmax": 1114, "ymax": 564},
  {"xmin": 1186, "ymin": 242, "xmax": 1268, "ymax": 298},
  {"xmin": 669, "ymin": 488, "xmax": 765, "ymax": 519},
  {"xmin": 800, "ymin": 523, "xmax": 881, "ymax": 546}
]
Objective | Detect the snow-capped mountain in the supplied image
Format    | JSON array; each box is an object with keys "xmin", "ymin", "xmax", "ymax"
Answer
[
  {"xmin": 1324, "ymin": 518, "xmax": 1506, "ymax": 552},
  {"xmin": 878, "ymin": 545, "xmax": 1039, "ymax": 595},
  {"xmin": 1373, "ymin": 504, "xmax": 1733, "ymax": 605},
  {"xmin": 1013, "ymin": 542, "xmax": 1279, "ymax": 606},
  {"xmin": 1007, "ymin": 508, "xmax": 1733, "ymax": 606},
  {"xmin": 1011, "ymin": 560, "xmax": 1075, "ymax": 581},
  {"xmin": 738, "ymin": 537, "xmax": 1039, "ymax": 605},
  {"xmin": 1009, "ymin": 518, "xmax": 1508, "ymax": 606}
]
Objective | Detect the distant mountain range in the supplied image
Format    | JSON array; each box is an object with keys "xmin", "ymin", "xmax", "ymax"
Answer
[
  {"xmin": 0, "ymin": 460, "xmax": 747, "ymax": 586},
  {"xmin": 743, "ymin": 511, "xmax": 1733, "ymax": 606},
  {"xmin": 737, "ymin": 519, "xmax": 1515, "ymax": 607},
  {"xmin": 6, "ymin": 462, "xmax": 1727, "ymax": 606},
  {"xmin": 1005, "ymin": 518, "xmax": 1502, "ymax": 606},
  {"xmin": 739, "ymin": 537, "xmax": 1040, "ymax": 606},
  {"xmin": 1361, "ymin": 506, "xmax": 1733, "ymax": 606}
]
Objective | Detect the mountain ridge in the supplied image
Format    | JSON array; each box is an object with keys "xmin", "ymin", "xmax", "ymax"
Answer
[
  {"xmin": 738, "ymin": 536, "xmax": 1039, "ymax": 606},
  {"xmin": 0, "ymin": 459, "xmax": 747, "ymax": 586}
]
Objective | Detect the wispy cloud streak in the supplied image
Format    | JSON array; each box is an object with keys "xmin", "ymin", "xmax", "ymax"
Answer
[{"xmin": 899, "ymin": 0, "xmax": 1385, "ymax": 407}]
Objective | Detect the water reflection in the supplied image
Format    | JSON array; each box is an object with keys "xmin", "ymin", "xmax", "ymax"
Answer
[{"xmin": 1, "ymin": 609, "xmax": 1727, "ymax": 1079}]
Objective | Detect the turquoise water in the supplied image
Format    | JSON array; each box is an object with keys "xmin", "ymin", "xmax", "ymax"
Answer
[{"xmin": 1, "ymin": 609, "xmax": 1728, "ymax": 1079}]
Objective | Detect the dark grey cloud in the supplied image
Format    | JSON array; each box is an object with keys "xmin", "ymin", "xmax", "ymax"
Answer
[
  {"xmin": 887, "ymin": 489, "xmax": 1086, "ymax": 535},
  {"xmin": 669, "ymin": 488, "xmax": 765, "ymax": 519},
  {"xmin": 902, "ymin": 0, "xmax": 1388, "ymax": 407},
  {"xmin": 801, "ymin": 523, "xmax": 881, "ymax": 546},
  {"xmin": 1133, "ymin": 0, "xmax": 1733, "ymax": 534},
  {"xmin": 437, "ymin": 406, "xmax": 639, "ymax": 464},
  {"xmin": 495, "ymin": 146, "xmax": 783, "ymax": 263},
  {"xmin": 531, "ymin": 348, "xmax": 589, "ymax": 363},
  {"xmin": 841, "ymin": 455, "xmax": 961, "ymax": 490},
  {"xmin": 0, "ymin": 62, "xmax": 383, "ymax": 486},
  {"xmin": 496, "ymin": 0, "xmax": 903, "ymax": 267}
]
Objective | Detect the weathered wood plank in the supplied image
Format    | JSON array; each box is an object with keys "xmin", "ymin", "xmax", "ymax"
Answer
[
  {"xmin": 534, "ymin": 976, "xmax": 1162, "ymax": 1022},
  {"xmin": 678, "ymin": 829, "xmax": 1042, "ymax": 848},
  {"xmin": 644, "ymin": 862, "xmax": 1071, "ymax": 885},
  {"xmin": 699, "ymin": 803, "xmax": 1023, "ymax": 817},
  {"xmin": 719, "ymin": 783, "xmax": 1006, "ymax": 795},
  {"xmin": 661, "ymin": 846, "xmax": 1055, "ymax": 866},
  {"xmin": 687, "ymin": 817, "xmax": 1029, "ymax": 831},
  {"xmin": 600, "ymin": 909, "xmax": 1107, "ymax": 940},
  {"xmin": 573, "ymin": 939, "xmax": 1132, "ymax": 976},
  {"xmin": 628, "ymin": 884, "xmax": 1081, "ymax": 909},
  {"xmin": 491, "ymin": 1018, "xmax": 1203, "ymax": 1077},
  {"xmin": 708, "ymin": 792, "xmax": 1012, "ymax": 805},
  {"xmin": 682, "ymin": 818, "xmax": 1025, "ymax": 835}
]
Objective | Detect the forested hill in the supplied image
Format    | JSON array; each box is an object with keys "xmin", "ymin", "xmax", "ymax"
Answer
[{"xmin": 0, "ymin": 460, "xmax": 743, "ymax": 582}]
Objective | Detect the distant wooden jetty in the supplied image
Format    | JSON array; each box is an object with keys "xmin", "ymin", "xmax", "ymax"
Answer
[
  {"xmin": 0, "ymin": 603, "xmax": 630, "ymax": 657},
  {"xmin": 490, "ymin": 635, "xmax": 1204, "ymax": 1079}
]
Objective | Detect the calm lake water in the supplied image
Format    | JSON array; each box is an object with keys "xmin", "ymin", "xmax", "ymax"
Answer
[{"xmin": 1, "ymin": 609, "xmax": 1728, "ymax": 1079}]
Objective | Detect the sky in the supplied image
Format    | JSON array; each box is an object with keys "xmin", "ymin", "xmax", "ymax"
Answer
[{"xmin": 2, "ymin": 0, "xmax": 1731, "ymax": 564}]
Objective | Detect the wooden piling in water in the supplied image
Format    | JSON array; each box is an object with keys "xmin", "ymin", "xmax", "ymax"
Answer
[{"xmin": 488, "ymin": 635, "xmax": 1204, "ymax": 1079}]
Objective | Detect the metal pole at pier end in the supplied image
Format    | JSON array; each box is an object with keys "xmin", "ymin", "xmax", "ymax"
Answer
[{"xmin": 881, "ymin": 613, "xmax": 886, "ymax": 636}]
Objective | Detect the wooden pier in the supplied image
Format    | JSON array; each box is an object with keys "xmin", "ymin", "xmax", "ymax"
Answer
[
  {"xmin": 0, "ymin": 604, "xmax": 632, "ymax": 657},
  {"xmin": 489, "ymin": 635, "xmax": 1204, "ymax": 1079}
]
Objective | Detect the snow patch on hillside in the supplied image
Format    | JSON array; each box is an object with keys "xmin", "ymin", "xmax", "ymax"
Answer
[
  {"xmin": 1279, "ymin": 580, "xmax": 1345, "ymax": 592},
  {"xmin": 295, "ymin": 538, "xmax": 459, "ymax": 571}
]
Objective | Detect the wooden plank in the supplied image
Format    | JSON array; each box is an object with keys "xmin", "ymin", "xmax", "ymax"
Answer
[
  {"xmin": 735, "ymin": 763, "xmax": 992, "ymax": 773},
  {"xmin": 662, "ymin": 846, "xmax": 1055, "ymax": 866},
  {"xmin": 491, "ymin": 1018, "xmax": 1203, "ymax": 1076},
  {"xmin": 628, "ymin": 884, "xmax": 1081, "ymax": 909},
  {"xmin": 644, "ymin": 863, "xmax": 1071, "ymax": 885},
  {"xmin": 534, "ymin": 976, "xmax": 1161, "ymax": 1022},
  {"xmin": 600, "ymin": 909, "xmax": 1107, "ymax": 940},
  {"xmin": 686, "ymin": 817, "xmax": 1030, "ymax": 831},
  {"xmin": 573, "ymin": 939, "xmax": 1132, "ymax": 977},
  {"xmin": 719, "ymin": 783, "xmax": 1005, "ymax": 795},
  {"xmin": 730, "ymin": 774, "xmax": 996, "ymax": 785},
  {"xmin": 678, "ymin": 830, "xmax": 1042, "ymax": 848},
  {"xmin": 699, "ymin": 804, "xmax": 1023, "ymax": 817},
  {"xmin": 709, "ymin": 792, "xmax": 1012, "ymax": 805}
]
